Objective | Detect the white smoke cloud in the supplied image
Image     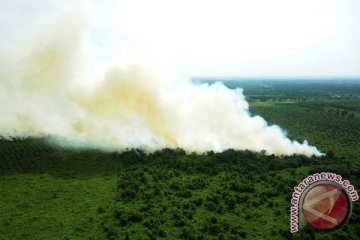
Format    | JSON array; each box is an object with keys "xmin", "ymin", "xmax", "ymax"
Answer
[{"xmin": 0, "ymin": 5, "xmax": 323, "ymax": 157}]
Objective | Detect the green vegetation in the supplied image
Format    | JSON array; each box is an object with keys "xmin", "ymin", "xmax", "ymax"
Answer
[
  {"xmin": 0, "ymin": 140, "xmax": 118, "ymax": 239},
  {"xmin": 1, "ymin": 80, "xmax": 360, "ymax": 239}
]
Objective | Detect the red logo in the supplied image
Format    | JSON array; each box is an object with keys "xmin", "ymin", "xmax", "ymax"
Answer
[{"xmin": 301, "ymin": 183, "xmax": 350, "ymax": 229}]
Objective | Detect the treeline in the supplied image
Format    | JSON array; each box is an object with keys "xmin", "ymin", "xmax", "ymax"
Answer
[{"xmin": 117, "ymin": 147, "xmax": 355, "ymax": 175}]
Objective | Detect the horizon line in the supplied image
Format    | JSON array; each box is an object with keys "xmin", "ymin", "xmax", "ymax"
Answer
[{"xmin": 192, "ymin": 76, "xmax": 360, "ymax": 81}]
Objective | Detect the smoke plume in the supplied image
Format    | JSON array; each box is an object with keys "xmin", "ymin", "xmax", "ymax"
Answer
[{"xmin": 0, "ymin": 7, "xmax": 323, "ymax": 157}]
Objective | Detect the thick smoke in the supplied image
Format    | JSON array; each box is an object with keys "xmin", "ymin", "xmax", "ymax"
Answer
[{"xmin": 0, "ymin": 7, "xmax": 323, "ymax": 157}]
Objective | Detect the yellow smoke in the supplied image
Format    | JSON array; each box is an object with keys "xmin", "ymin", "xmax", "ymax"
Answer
[
  {"xmin": 72, "ymin": 67, "xmax": 178, "ymax": 147},
  {"xmin": 0, "ymin": 6, "xmax": 323, "ymax": 157}
]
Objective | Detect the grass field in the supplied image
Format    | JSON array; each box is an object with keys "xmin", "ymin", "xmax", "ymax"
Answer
[{"xmin": 1, "ymin": 80, "xmax": 360, "ymax": 239}]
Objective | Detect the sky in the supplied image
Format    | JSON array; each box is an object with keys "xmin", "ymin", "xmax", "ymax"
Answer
[{"xmin": 1, "ymin": 0, "xmax": 360, "ymax": 78}]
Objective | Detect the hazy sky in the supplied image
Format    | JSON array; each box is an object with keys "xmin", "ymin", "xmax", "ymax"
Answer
[{"xmin": 1, "ymin": 0, "xmax": 360, "ymax": 78}]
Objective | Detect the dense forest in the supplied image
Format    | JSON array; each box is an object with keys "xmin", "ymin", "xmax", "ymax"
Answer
[{"xmin": 1, "ymin": 80, "xmax": 360, "ymax": 239}]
